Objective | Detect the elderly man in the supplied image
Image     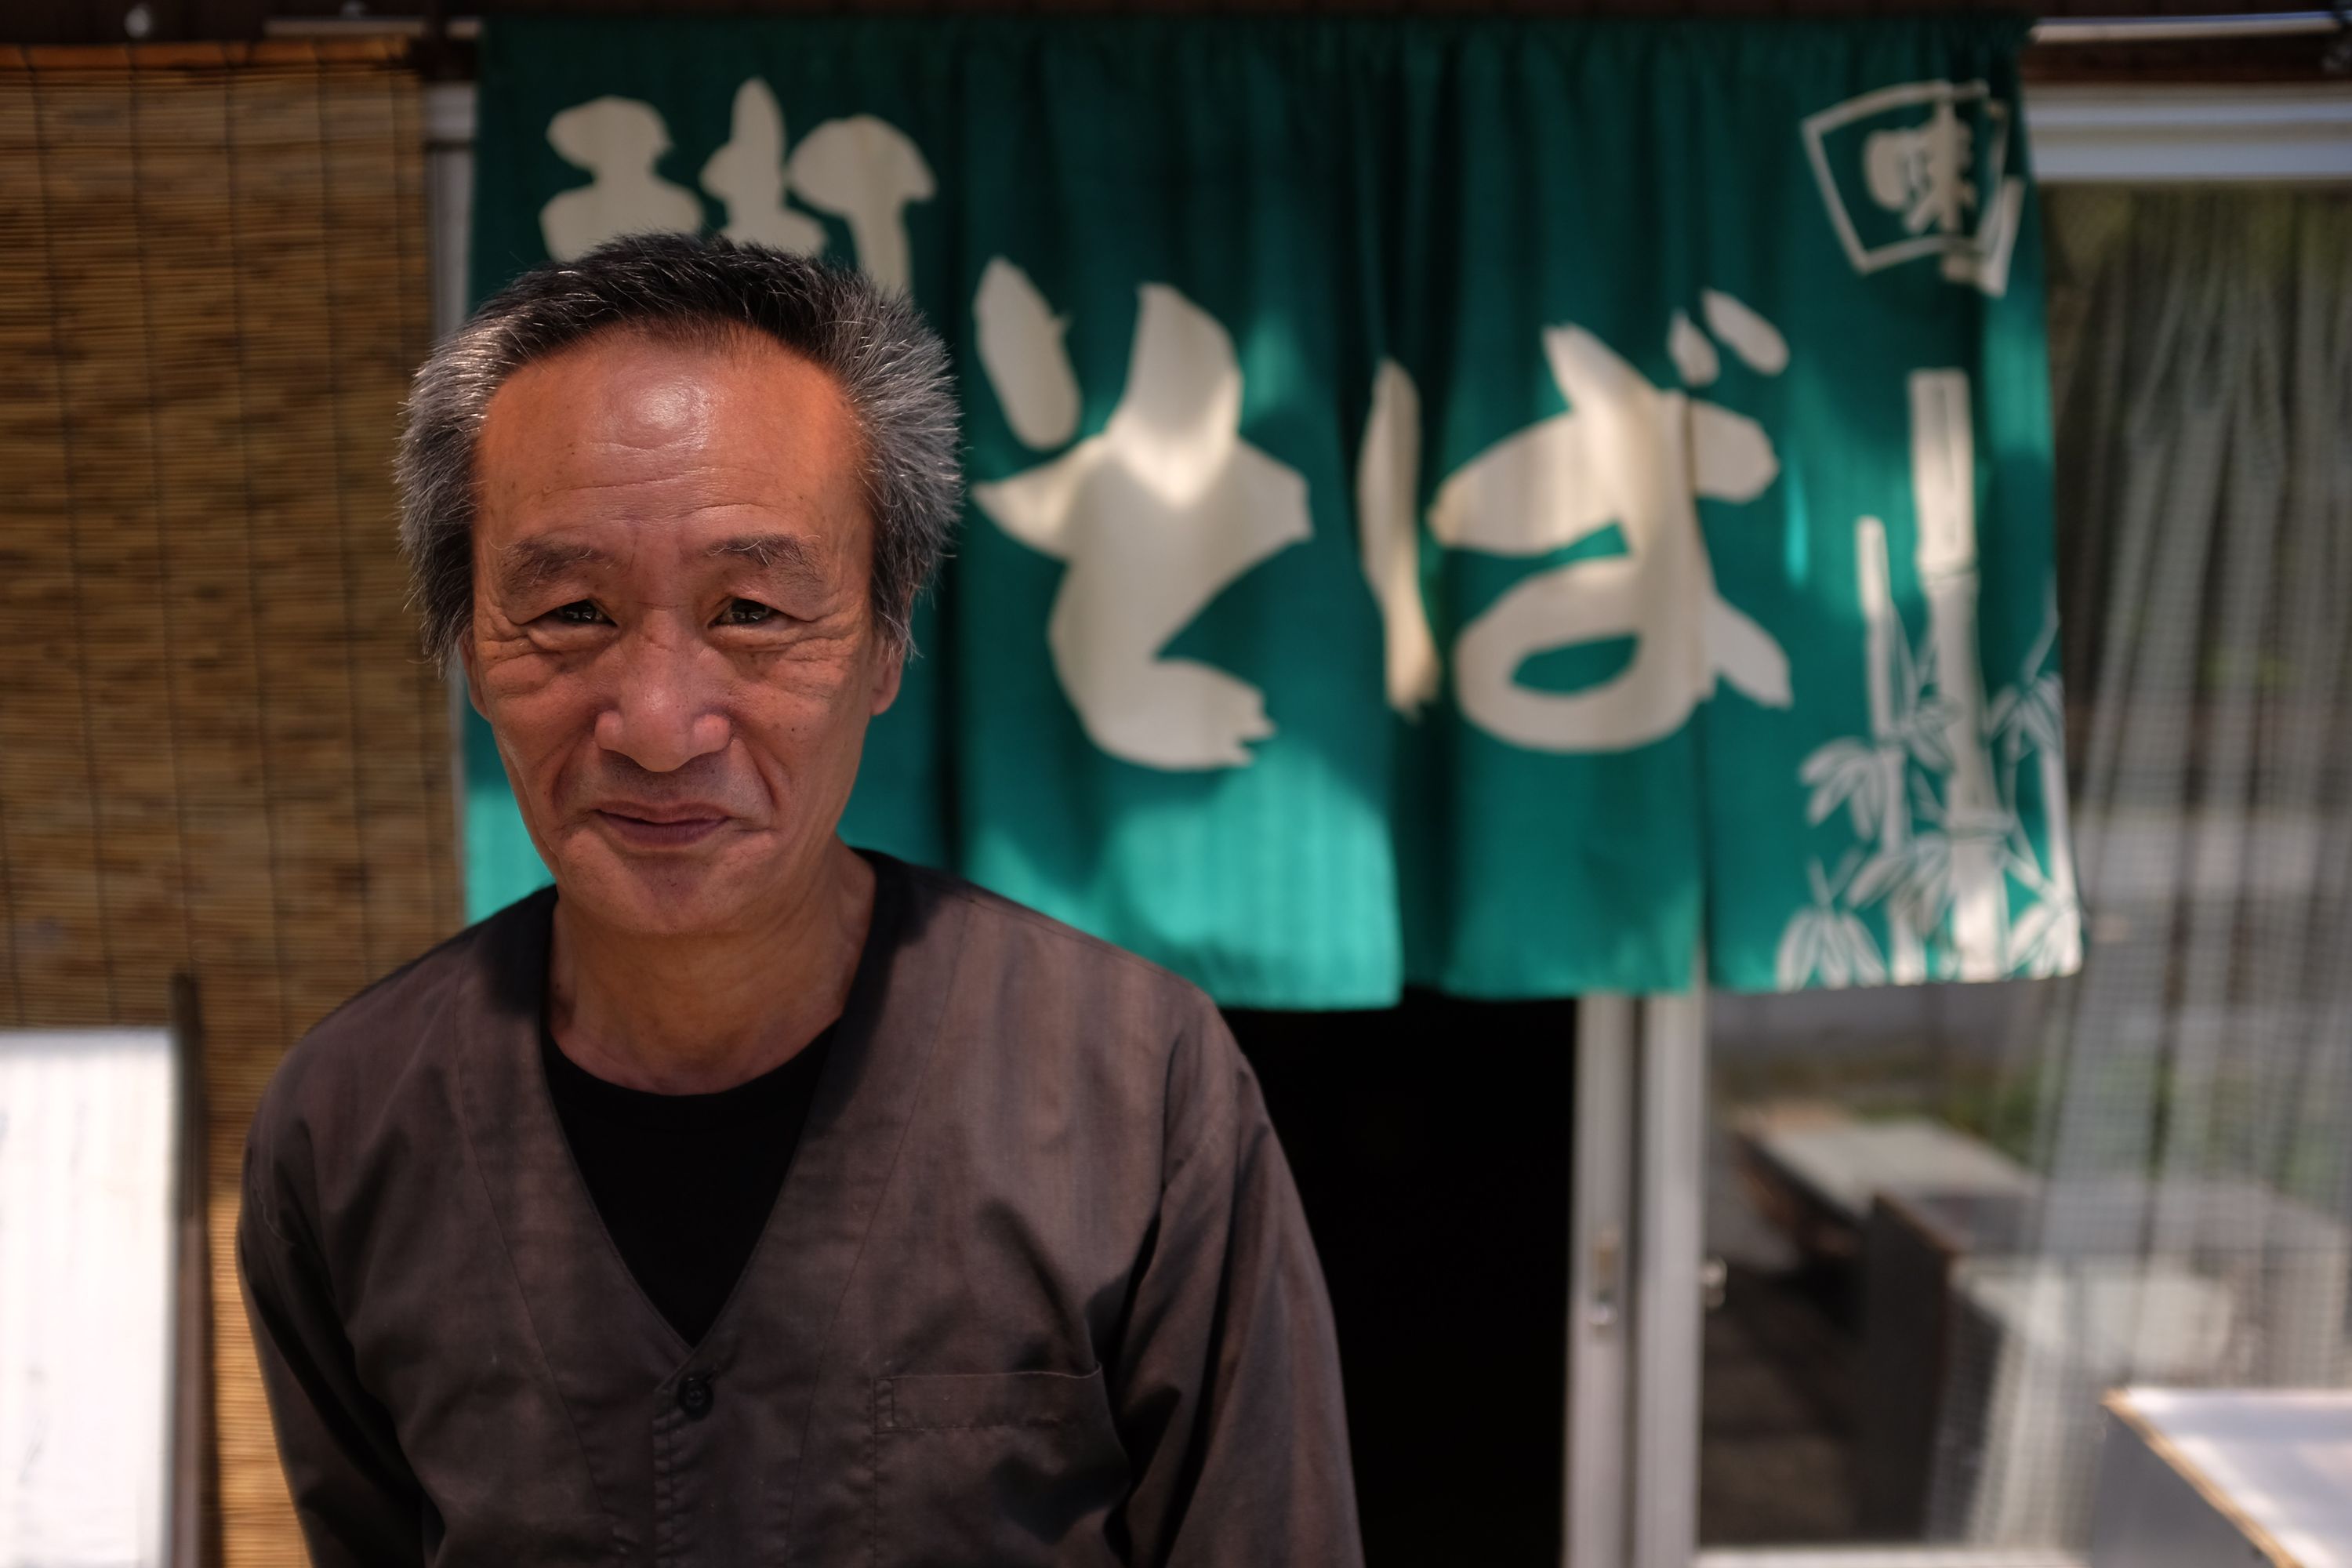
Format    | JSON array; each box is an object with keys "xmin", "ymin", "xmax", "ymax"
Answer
[{"xmin": 237, "ymin": 234, "xmax": 1362, "ymax": 1566}]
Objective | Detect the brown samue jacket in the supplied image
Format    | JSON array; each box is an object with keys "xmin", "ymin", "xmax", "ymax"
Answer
[{"xmin": 238, "ymin": 854, "xmax": 1363, "ymax": 1567}]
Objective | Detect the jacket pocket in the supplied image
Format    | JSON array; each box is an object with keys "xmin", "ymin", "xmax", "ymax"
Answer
[{"xmin": 872, "ymin": 1367, "xmax": 1129, "ymax": 1566}]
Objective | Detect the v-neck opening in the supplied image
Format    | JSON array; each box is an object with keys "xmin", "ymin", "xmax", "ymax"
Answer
[
  {"xmin": 521, "ymin": 850, "xmax": 910, "ymax": 1363},
  {"xmin": 539, "ymin": 1019, "xmax": 834, "ymax": 1346},
  {"xmin": 453, "ymin": 844, "xmax": 966, "ymax": 1554}
]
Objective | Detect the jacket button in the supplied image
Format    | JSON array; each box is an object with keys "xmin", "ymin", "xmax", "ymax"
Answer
[{"xmin": 677, "ymin": 1375, "xmax": 713, "ymax": 1421}]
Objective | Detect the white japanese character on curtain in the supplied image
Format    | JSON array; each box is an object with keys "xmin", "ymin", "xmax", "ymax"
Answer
[
  {"xmin": 1357, "ymin": 292, "xmax": 1795, "ymax": 750},
  {"xmin": 539, "ymin": 82, "xmax": 933, "ymax": 295},
  {"xmin": 971, "ymin": 262, "xmax": 1312, "ymax": 771}
]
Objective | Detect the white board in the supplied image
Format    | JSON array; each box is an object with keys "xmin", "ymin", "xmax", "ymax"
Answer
[{"xmin": 0, "ymin": 1029, "xmax": 178, "ymax": 1568}]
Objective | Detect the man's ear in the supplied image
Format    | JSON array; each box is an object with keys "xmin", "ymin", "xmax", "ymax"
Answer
[{"xmin": 869, "ymin": 642, "xmax": 906, "ymax": 718}]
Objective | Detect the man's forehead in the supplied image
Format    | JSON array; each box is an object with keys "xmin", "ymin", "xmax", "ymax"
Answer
[
  {"xmin": 490, "ymin": 527, "xmax": 833, "ymax": 591},
  {"xmin": 479, "ymin": 325, "xmax": 857, "ymax": 468},
  {"xmin": 473, "ymin": 326, "xmax": 869, "ymax": 554}
]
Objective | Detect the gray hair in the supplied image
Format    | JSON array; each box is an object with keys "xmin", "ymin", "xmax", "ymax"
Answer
[{"xmin": 397, "ymin": 232, "xmax": 962, "ymax": 666}]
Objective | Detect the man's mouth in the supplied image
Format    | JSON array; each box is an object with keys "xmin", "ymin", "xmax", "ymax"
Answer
[{"xmin": 592, "ymin": 807, "xmax": 729, "ymax": 849}]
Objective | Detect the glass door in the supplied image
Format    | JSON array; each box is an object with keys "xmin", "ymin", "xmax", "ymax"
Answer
[
  {"xmin": 1699, "ymin": 982, "xmax": 2079, "ymax": 1552},
  {"xmin": 1680, "ymin": 172, "xmax": 2352, "ymax": 1566}
]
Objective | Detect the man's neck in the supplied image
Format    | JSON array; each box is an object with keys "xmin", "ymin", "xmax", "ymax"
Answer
[{"xmin": 546, "ymin": 839, "xmax": 877, "ymax": 1094}]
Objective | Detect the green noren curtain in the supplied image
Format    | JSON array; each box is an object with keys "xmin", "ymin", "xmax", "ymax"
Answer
[{"xmin": 466, "ymin": 16, "xmax": 2076, "ymax": 1007}]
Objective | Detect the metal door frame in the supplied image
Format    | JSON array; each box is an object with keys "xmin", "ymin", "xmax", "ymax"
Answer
[{"xmin": 1564, "ymin": 988, "xmax": 1708, "ymax": 1568}]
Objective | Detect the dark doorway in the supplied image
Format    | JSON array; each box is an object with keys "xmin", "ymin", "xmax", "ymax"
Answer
[{"xmin": 1228, "ymin": 993, "xmax": 1576, "ymax": 1567}]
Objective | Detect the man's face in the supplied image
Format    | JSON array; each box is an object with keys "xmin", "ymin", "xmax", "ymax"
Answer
[{"xmin": 463, "ymin": 326, "xmax": 900, "ymax": 938}]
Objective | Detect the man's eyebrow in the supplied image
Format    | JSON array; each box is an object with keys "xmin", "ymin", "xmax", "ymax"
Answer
[
  {"xmin": 706, "ymin": 532, "xmax": 825, "ymax": 583},
  {"xmin": 494, "ymin": 538, "xmax": 612, "ymax": 597}
]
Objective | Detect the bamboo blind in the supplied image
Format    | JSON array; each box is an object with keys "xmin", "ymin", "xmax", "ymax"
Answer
[{"xmin": 0, "ymin": 40, "xmax": 458, "ymax": 1567}]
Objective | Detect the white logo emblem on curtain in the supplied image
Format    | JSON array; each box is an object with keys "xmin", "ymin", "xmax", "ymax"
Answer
[{"xmin": 1802, "ymin": 80, "xmax": 2026, "ymax": 298}]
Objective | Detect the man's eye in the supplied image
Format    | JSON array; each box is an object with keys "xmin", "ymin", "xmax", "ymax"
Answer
[
  {"xmin": 719, "ymin": 599, "xmax": 779, "ymax": 626},
  {"xmin": 552, "ymin": 601, "xmax": 606, "ymax": 625}
]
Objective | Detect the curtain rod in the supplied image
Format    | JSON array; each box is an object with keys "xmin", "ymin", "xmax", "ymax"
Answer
[
  {"xmin": 2030, "ymin": 10, "xmax": 2342, "ymax": 43},
  {"xmin": 260, "ymin": 10, "xmax": 2345, "ymax": 45}
]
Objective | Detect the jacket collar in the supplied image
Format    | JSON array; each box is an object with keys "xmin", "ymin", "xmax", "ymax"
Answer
[{"xmin": 452, "ymin": 851, "xmax": 964, "ymax": 1544}]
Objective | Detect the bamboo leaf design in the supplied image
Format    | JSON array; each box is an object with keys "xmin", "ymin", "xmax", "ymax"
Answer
[
  {"xmin": 1801, "ymin": 739, "xmax": 1885, "ymax": 835},
  {"xmin": 1784, "ymin": 557, "xmax": 2078, "ymax": 993},
  {"xmin": 1985, "ymin": 685, "xmax": 2017, "ymax": 738},
  {"xmin": 2020, "ymin": 672, "xmax": 2063, "ymax": 756},
  {"xmin": 1831, "ymin": 912, "xmax": 1888, "ymax": 986},
  {"xmin": 1909, "ymin": 768, "xmax": 1943, "ymax": 823},
  {"xmin": 1904, "ymin": 696, "xmax": 1962, "ymax": 772},
  {"xmin": 2004, "ymin": 894, "xmax": 2081, "ymax": 978},
  {"xmin": 1895, "ymin": 830, "xmax": 1955, "ymax": 929},
  {"xmin": 1847, "ymin": 850, "xmax": 1908, "ymax": 906},
  {"xmin": 1777, "ymin": 912, "xmax": 1825, "ymax": 990}
]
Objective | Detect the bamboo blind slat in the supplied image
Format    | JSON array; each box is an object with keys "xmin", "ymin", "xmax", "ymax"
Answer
[
  {"xmin": 0, "ymin": 48, "xmax": 454, "ymax": 1568},
  {"xmin": 3, "ymin": 41, "xmax": 416, "ymax": 71}
]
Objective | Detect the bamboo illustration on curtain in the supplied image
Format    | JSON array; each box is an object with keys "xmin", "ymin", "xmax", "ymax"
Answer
[{"xmin": 469, "ymin": 15, "xmax": 2079, "ymax": 1006}]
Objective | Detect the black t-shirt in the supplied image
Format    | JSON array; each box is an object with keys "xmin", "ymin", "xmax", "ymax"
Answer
[{"xmin": 541, "ymin": 1019, "xmax": 833, "ymax": 1345}]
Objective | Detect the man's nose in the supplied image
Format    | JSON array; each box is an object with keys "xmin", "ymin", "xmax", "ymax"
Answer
[{"xmin": 593, "ymin": 630, "xmax": 732, "ymax": 772}]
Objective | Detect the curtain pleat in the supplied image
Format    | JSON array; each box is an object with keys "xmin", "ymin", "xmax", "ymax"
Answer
[{"xmin": 1932, "ymin": 187, "xmax": 2352, "ymax": 1544}]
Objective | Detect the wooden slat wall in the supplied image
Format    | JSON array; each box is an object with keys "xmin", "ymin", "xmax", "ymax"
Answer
[{"xmin": 0, "ymin": 40, "xmax": 457, "ymax": 1566}]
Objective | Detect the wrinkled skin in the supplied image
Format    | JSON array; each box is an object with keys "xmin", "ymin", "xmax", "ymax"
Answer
[{"xmin": 462, "ymin": 326, "xmax": 898, "ymax": 1087}]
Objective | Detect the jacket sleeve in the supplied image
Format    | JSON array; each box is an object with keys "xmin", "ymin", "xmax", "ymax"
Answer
[
  {"xmin": 237, "ymin": 1122, "xmax": 430, "ymax": 1566},
  {"xmin": 1109, "ymin": 997, "xmax": 1366, "ymax": 1568}
]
